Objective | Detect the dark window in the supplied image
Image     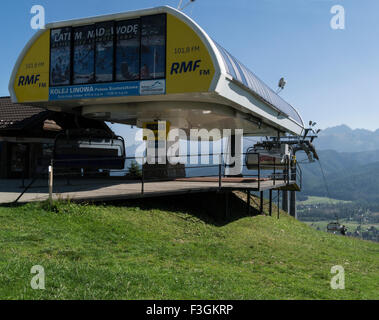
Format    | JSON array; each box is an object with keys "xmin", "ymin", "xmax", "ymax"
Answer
[
  {"xmin": 73, "ymin": 25, "xmax": 95, "ymax": 84},
  {"xmin": 115, "ymin": 19, "xmax": 140, "ymax": 81},
  {"xmin": 50, "ymin": 27, "xmax": 71, "ymax": 86},
  {"xmin": 95, "ymin": 22, "xmax": 114, "ymax": 83},
  {"xmin": 140, "ymin": 14, "xmax": 166, "ymax": 80}
]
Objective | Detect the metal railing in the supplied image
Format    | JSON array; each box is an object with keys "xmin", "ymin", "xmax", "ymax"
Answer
[{"xmin": 11, "ymin": 152, "xmax": 301, "ymax": 204}]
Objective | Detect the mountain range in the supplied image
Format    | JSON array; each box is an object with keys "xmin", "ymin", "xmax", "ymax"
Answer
[
  {"xmin": 300, "ymin": 150, "xmax": 379, "ymax": 203},
  {"xmin": 315, "ymin": 124, "xmax": 379, "ymax": 152},
  {"xmin": 300, "ymin": 125, "xmax": 379, "ymax": 205}
]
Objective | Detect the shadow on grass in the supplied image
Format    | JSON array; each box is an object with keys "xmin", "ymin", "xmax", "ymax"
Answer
[
  {"xmin": 99, "ymin": 191, "xmax": 266, "ymax": 227},
  {"xmin": 0, "ymin": 202, "xmax": 27, "ymax": 209},
  {"xmin": 0, "ymin": 191, "xmax": 278, "ymax": 227}
]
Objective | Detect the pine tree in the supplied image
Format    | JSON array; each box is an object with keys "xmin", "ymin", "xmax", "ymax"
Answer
[{"xmin": 127, "ymin": 161, "xmax": 142, "ymax": 179}]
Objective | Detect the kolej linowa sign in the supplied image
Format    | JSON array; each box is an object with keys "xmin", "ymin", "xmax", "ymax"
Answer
[{"xmin": 10, "ymin": 8, "xmax": 216, "ymax": 103}]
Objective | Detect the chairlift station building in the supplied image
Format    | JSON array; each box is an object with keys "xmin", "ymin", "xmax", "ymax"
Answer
[
  {"xmin": 9, "ymin": 6, "xmax": 304, "ymax": 138},
  {"xmin": 7, "ymin": 6, "xmax": 307, "ymax": 216}
]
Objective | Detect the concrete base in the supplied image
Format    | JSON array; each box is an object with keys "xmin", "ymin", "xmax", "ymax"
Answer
[{"xmin": 142, "ymin": 163, "xmax": 186, "ymax": 179}]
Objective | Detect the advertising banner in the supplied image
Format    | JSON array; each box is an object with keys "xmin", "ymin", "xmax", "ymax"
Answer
[
  {"xmin": 13, "ymin": 29, "xmax": 50, "ymax": 102},
  {"xmin": 115, "ymin": 19, "xmax": 140, "ymax": 81},
  {"xmin": 95, "ymin": 22, "xmax": 114, "ymax": 82},
  {"xmin": 140, "ymin": 80, "xmax": 166, "ymax": 95},
  {"xmin": 73, "ymin": 25, "xmax": 95, "ymax": 84},
  {"xmin": 166, "ymin": 14, "xmax": 215, "ymax": 94},
  {"xmin": 141, "ymin": 14, "xmax": 166, "ymax": 80},
  {"xmin": 13, "ymin": 11, "xmax": 215, "ymax": 104},
  {"xmin": 50, "ymin": 27, "xmax": 71, "ymax": 86},
  {"xmin": 49, "ymin": 81, "xmax": 140, "ymax": 100}
]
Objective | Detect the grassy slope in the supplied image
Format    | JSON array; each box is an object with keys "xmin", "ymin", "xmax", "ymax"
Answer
[{"xmin": 0, "ymin": 199, "xmax": 378, "ymax": 300}]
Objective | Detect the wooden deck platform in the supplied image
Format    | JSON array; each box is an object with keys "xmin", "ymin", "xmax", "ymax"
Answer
[{"xmin": 0, "ymin": 177, "xmax": 296, "ymax": 204}]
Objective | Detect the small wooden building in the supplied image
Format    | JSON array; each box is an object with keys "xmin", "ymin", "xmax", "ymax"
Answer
[{"xmin": 0, "ymin": 96, "xmax": 113, "ymax": 179}]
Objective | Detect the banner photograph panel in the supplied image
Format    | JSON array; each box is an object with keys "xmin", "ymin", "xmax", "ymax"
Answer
[
  {"xmin": 115, "ymin": 19, "xmax": 140, "ymax": 82},
  {"xmin": 50, "ymin": 27, "xmax": 71, "ymax": 86},
  {"xmin": 49, "ymin": 14, "xmax": 167, "ymax": 90},
  {"xmin": 95, "ymin": 22, "xmax": 114, "ymax": 82},
  {"xmin": 141, "ymin": 14, "xmax": 166, "ymax": 80},
  {"xmin": 73, "ymin": 25, "xmax": 95, "ymax": 84}
]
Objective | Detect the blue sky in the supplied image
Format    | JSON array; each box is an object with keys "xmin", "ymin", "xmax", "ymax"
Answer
[{"xmin": 1, "ymin": 0, "xmax": 379, "ymax": 131}]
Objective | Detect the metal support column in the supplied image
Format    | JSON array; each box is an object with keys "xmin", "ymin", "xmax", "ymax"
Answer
[
  {"xmin": 218, "ymin": 153, "xmax": 222, "ymax": 191},
  {"xmin": 225, "ymin": 134, "xmax": 235, "ymax": 177},
  {"xmin": 290, "ymin": 191, "xmax": 297, "ymax": 219},
  {"xmin": 269, "ymin": 189, "xmax": 272, "ymax": 216},
  {"xmin": 246, "ymin": 190, "xmax": 250, "ymax": 215},
  {"xmin": 260, "ymin": 191, "xmax": 264, "ymax": 214},
  {"xmin": 282, "ymin": 190, "xmax": 288, "ymax": 213},
  {"xmin": 48, "ymin": 159, "xmax": 54, "ymax": 206}
]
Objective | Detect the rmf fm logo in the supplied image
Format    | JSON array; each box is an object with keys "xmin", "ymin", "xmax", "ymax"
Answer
[
  {"xmin": 170, "ymin": 60, "xmax": 210, "ymax": 76},
  {"xmin": 18, "ymin": 74, "xmax": 46, "ymax": 87}
]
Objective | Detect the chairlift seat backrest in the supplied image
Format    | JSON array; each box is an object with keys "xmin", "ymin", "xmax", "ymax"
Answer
[
  {"xmin": 245, "ymin": 146, "xmax": 286, "ymax": 170},
  {"xmin": 54, "ymin": 132, "xmax": 125, "ymax": 169},
  {"xmin": 327, "ymin": 222, "xmax": 341, "ymax": 232}
]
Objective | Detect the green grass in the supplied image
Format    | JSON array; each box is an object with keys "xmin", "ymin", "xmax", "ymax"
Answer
[
  {"xmin": 298, "ymin": 196, "xmax": 352, "ymax": 205},
  {"xmin": 0, "ymin": 197, "xmax": 378, "ymax": 300}
]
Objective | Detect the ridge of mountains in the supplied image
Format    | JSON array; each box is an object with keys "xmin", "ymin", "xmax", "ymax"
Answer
[
  {"xmin": 315, "ymin": 124, "xmax": 379, "ymax": 152},
  {"xmin": 301, "ymin": 125, "xmax": 379, "ymax": 204}
]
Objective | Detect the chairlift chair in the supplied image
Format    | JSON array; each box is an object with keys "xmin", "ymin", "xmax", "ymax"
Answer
[
  {"xmin": 327, "ymin": 222, "xmax": 341, "ymax": 233},
  {"xmin": 53, "ymin": 128, "xmax": 126, "ymax": 170},
  {"xmin": 245, "ymin": 145, "xmax": 287, "ymax": 170},
  {"xmin": 327, "ymin": 222, "xmax": 347, "ymax": 235}
]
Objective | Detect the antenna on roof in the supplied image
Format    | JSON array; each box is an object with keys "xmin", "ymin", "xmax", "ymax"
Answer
[
  {"xmin": 178, "ymin": 0, "xmax": 196, "ymax": 11},
  {"xmin": 276, "ymin": 77, "xmax": 286, "ymax": 94}
]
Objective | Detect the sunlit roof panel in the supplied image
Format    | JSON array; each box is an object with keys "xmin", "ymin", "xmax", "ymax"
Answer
[{"xmin": 214, "ymin": 42, "xmax": 303, "ymax": 126}]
